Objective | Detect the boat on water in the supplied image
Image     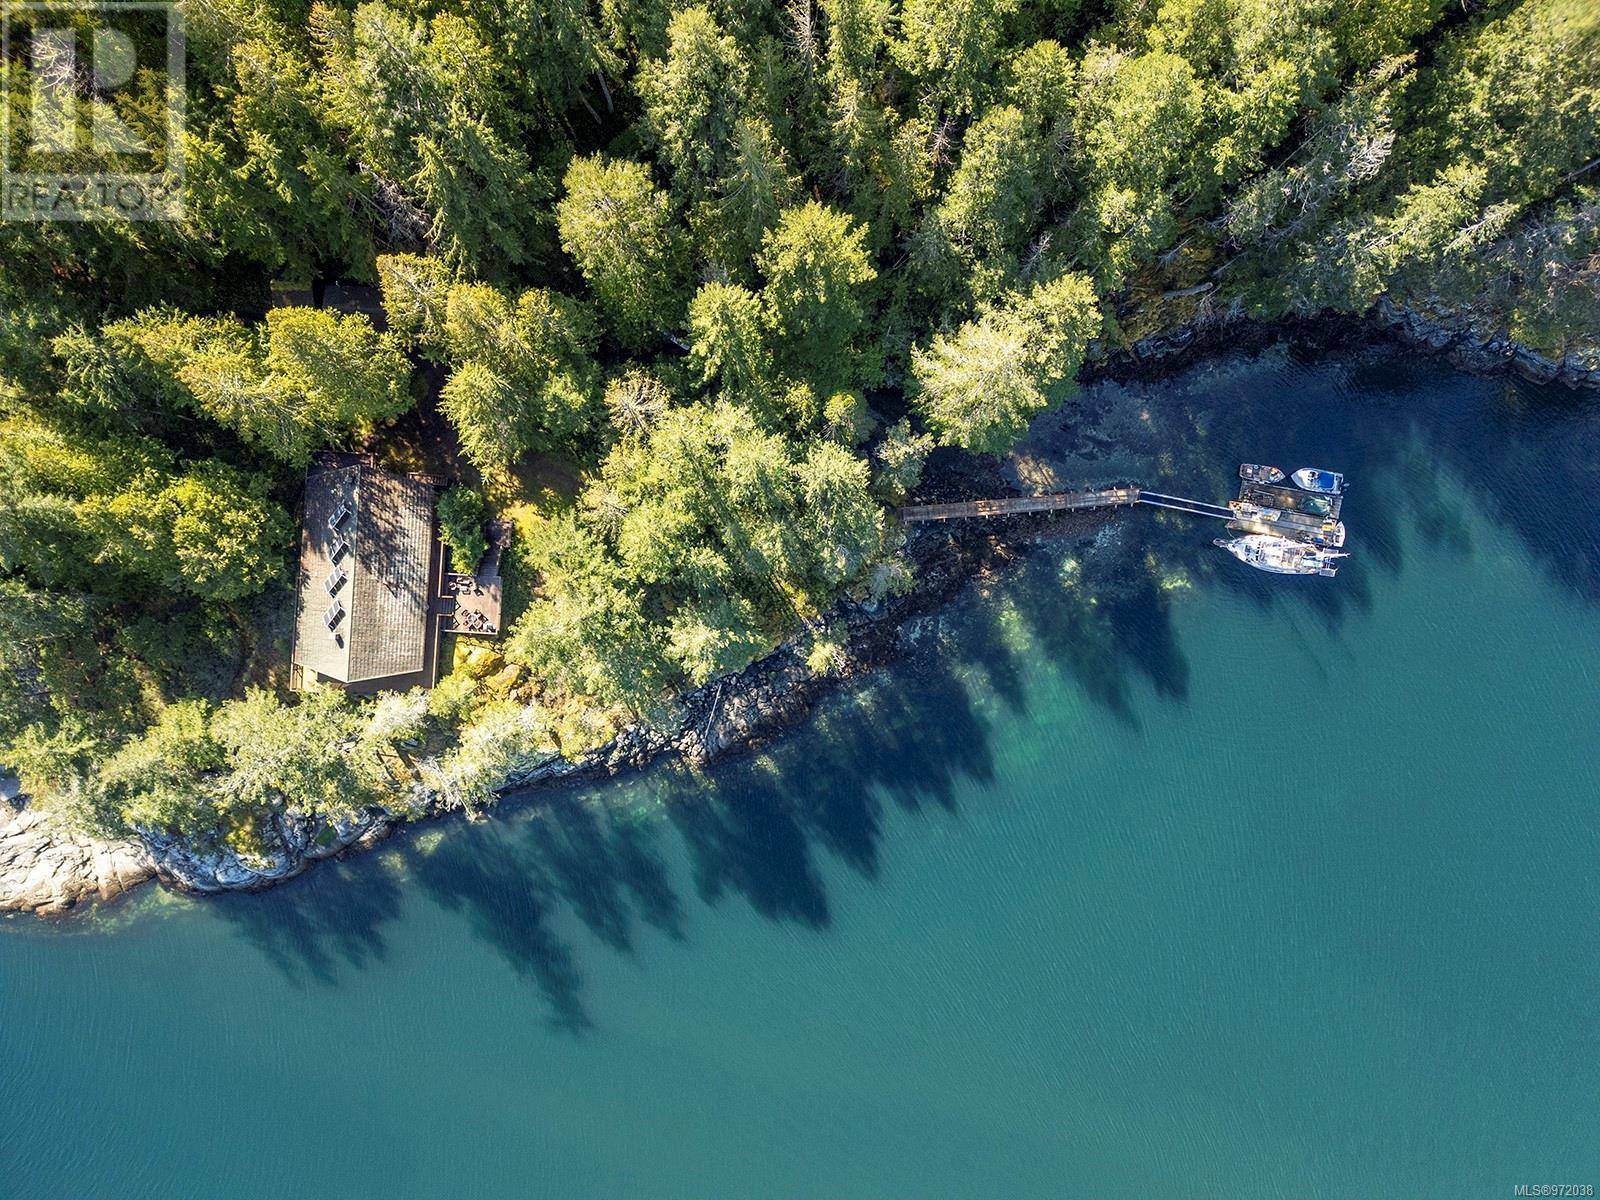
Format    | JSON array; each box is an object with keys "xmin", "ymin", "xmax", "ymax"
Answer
[
  {"xmin": 1214, "ymin": 534, "xmax": 1346, "ymax": 577},
  {"xmin": 1291, "ymin": 467, "xmax": 1344, "ymax": 494},
  {"xmin": 1239, "ymin": 463, "xmax": 1286, "ymax": 484}
]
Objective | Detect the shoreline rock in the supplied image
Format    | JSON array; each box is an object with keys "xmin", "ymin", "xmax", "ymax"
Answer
[
  {"xmin": 1369, "ymin": 298, "xmax": 1600, "ymax": 389},
  {"xmin": 0, "ymin": 801, "xmax": 156, "ymax": 916},
  {"xmin": 0, "ymin": 500, "xmax": 1011, "ymax": 919},
  {"xmin": 1105, "ymin": 300, "xmax": 1600, "ymax": 390}
]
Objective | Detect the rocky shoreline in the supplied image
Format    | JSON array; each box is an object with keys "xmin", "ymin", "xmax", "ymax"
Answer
[
  {"xmin": 5, "ymin": 304, "xmax": 1592, "ymax": 919},
  {"xmin": 1371, "ymin": 299, "xmax": 1600, "ymax": 390},
  {"xmin": 1103, "ymin": 300, "xmax": 1600, "ymax": 391},
  {"xmin": 0, "ymin": 800, "xmax": 157, "ymax": 916}
]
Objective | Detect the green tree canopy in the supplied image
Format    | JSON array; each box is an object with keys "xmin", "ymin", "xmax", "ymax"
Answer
[
  {"xmin": 100, "ymin": 306, "xmax": 412, "ymax": 465},
  {"xmin": 758, "ymin": 202, "xmax": 878, "ymax": 394},
  {"xmin": 85, "ymin": 464, "xmax": 290, "ymax": 602},
  {"xmin": 687, "ymin": 282, "xmax": 773, "ymax": 400},
  {"xmin": 910, "ymin": 273, "xmax": 1101, "ymax": 455},
  {"xmin": 437, "ymin": 484, "xmax": 488, "ymax": 571},
  {"xmin": 437, "ymin": 284, "xmax": 599, "ymax": 469},
  {"xmin": 1070, "ymin": 48, "xmax": 1206, "ymax": 282},
  {"xmin": 891, "ymin": 0, "xmax": 1019, "ymax": 123},
  {"xmin": 637, "ymin": 7, "xmax": 751, "ymax": 201},
  {"xmin": 557, "ymin": 155, "xmax": 685, "ymax": 348},
  {"xmin": 935, "ymin": 105, "xmax": 1043, "ymax": 293}
]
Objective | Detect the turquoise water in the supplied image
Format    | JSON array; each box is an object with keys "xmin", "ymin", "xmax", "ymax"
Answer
[{"xmin": 5, "ymin": 346, "xmax": 1600, "ymax": 1198}]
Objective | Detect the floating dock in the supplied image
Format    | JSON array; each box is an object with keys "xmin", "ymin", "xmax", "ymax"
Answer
[
  {"xmin": 897, "ymin": 468, "xmax": 1349, "ymax": 551},
  {"xmin": 1239, "ymin": 482, "xmax": 1342, "ymax": 520},
  {"xmin": 1228, "ymin": 477, "xmax": 1345, "ymax": 546}
]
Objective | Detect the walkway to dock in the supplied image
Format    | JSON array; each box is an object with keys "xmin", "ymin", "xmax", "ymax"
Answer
[
  {"xmin": 898, "ymin": 486, "xmax": 1241, "ymax": 524},
  {"xmin": 898, "ymin": 487, "xmax": 1142, "ymax": 522},
  {"xmin": 895, "ymin": 469, "xmax": 1349, "ymax": 561},
  {"xmin": 1135, "ymin": 491, "xmax": 1235, "ymax": 520}
]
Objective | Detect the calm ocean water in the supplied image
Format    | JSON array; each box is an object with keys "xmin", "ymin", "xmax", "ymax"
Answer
[{"xmin": 4, "ymin": 345, "xmax": 1600, "ymax": 1199}]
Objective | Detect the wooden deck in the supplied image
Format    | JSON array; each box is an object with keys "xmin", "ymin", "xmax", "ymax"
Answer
[{"xmin": 899, "ymin": 487, "xmax": 1142, "ymax": 522}]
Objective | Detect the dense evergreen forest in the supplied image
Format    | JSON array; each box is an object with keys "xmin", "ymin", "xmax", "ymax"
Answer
[{"xmin": 2, "ymin": 0, "xmax": 1596, "ymax": 853}]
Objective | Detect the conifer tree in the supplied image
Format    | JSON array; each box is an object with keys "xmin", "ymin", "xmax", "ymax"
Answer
[
  {"xmin": 910, "ymin": 274, "xmax": 1101, "ymax": 455},
  {"xmin": 558, "ymin": 155, "xmax": 684, "ymax": 348}
]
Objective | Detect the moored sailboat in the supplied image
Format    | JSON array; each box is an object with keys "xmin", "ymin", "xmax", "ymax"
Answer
[{"xmin": 1214, "ymin": 534, "xmax": 1346, "ymax": 577}]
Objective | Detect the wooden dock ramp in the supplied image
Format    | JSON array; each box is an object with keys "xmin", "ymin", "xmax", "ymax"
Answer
[
  {"xmin": 899, "ymin": 487, "xmax": 1142, "ymax": 523},
  {"xmin": 895, "ymin": 470, "xmax": 1347, "ymax": 556}
]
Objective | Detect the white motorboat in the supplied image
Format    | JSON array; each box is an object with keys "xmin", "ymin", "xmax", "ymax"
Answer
[{"xmin": 1291, "ymin": 467, "xmax": 1344, "ymax": 494}]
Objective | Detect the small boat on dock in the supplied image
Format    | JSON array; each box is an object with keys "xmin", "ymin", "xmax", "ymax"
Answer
[
  {"xmin": 1291, "ymin": 467, "xmax": 1344, "ymax": 495},
  {"xmin": 1239, "ymin": 463, "xmax": 1286, "ymax": 484},
  {"xmin": 1214, "ymin": 534, "xmax": 1346, "ymax": 577}
]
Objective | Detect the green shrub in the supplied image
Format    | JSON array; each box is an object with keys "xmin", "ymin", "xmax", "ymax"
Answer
[{"xmin": 438, "ymin": 485, "xmax": 488, "ymax": 572}]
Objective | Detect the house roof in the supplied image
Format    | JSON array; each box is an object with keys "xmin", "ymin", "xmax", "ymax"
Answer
[{"xmin": 292, "ymin": 464, "xmax": 436, "ymax": 685}]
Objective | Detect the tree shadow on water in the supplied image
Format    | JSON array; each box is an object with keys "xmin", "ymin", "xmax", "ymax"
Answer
[
  {"xmin": 207, "ymin": 821, "xmax": 593, "ymax": 1031},
  {"xmin": 521, "ymin": 793, "xmax": 685, "ymax": 953},
  {"xmin": 1423, "ymin": 376, "xmax": 1600, "ymax": 602},
  {"xmin": 1007, "ymin": 536, "xmax": 1193, "ymax": 727},
  {"xmin": 406, "ymin": 827, "xmax": 591, "ymax": 1032},
  {"xmin": 209, "ymin": 854, "xmax": 403, "ymax": 988},
  {"xmin": 207, "ymin": 645, "xmax": 1000, "ymax": 1028},
  {"xmin": 410, "ymin": 644, "xmax": 1001, "ymax": 1014},
  {"xmin": 656, "ymin": 648, "xmax": 998, "ymax": 923}
]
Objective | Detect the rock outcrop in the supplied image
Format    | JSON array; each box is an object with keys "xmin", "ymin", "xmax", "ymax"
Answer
[
  {"xmin": 1104, "ymin": 299, "xmax": 1600, "ymax": 392},
  {"xmin": 0, "ymin": 573, "xmax": 956, "ymax": 918},
  {"xmin": 1370, "ymin": 299, "xmax": 1600, "ymax": 389},
  {"xmin": 139, "ymin": 809, "xmax": 396, "ymax": 894},
  {"xmin": 0, "ymin": 800, "xmax": 156, "ymax": 915}
]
